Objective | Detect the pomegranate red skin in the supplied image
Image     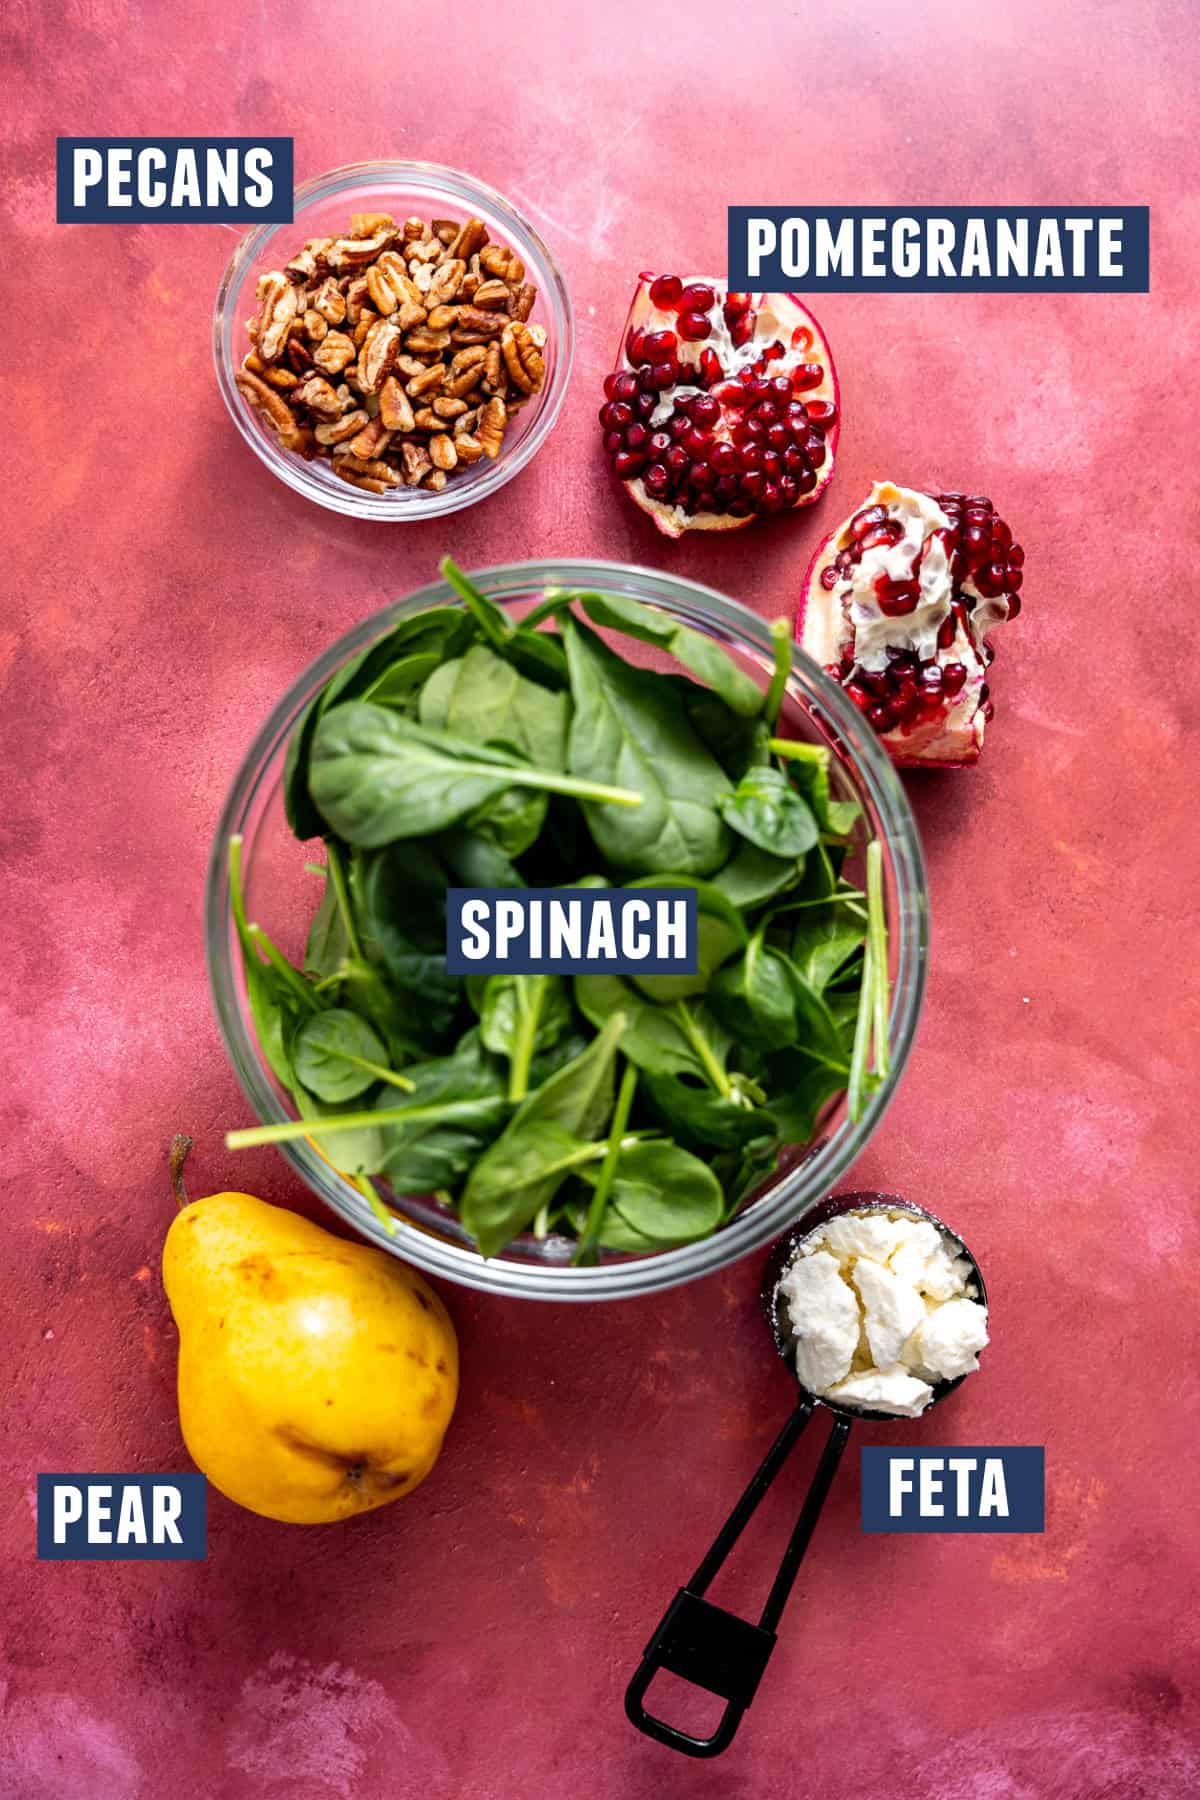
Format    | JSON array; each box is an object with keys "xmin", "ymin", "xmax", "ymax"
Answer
[
  {"xmin": 798, "ymin": 484, "xmax": 1023, "ymax": 768},
  {"xmin": 604, "ymin": 274, "xmax": 841, "ymax": 539}
]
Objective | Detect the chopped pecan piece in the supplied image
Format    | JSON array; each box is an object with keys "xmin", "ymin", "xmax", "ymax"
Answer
[
  {"xmin": 480, "ymin": 244, "xmax": 526, "ymax": 286},
  {"xmin": 313, "ymin": 331, "xmax": 357, "ymax": 376},
  {"xmin": 429, "ymin": 434, "xmax": 458, "ymax": 472},
  {"xmin": 291, "ymin": 374, "xmax": 344, "ymax": 417},
  {"xmin": 378, "ymin": 377, "xmax": 416, "ymax": 433},
  {"xmin": 447, "ymin": 217, "xmax": 489, "ymax": 262},
  {"xmin": 453, "ymin": 432, "xmax": 484, "ymax": 465},
  {"xmin": 314, "ymin": 409, "xmax": 370, "ymax": 445},
  {"xmin": 472, "ymin": 279, "xmax": 513, "ymax": 312},
  {"xmin": 357, "ymin": 319, "xmax": 402, "ymax": 393},
  {"xmin": 312, "ymin": 277, "xmax": 347, "ymax": 325},
  {"xmin": 407, "ymin": 363, "xmax": 445, "ymax": 399},
  {"xmin": 399, "ymin": 441, "xmax": 433, "ymax": 486},
  {"xmin": 478, "ymin": 396, "xmax": 507, "ymax": 458},
  {"xmin": 350, "ymin": 211, "xmax": 397, "ymax": 239},
  {"xmin": 426, "ymin": 259, "xmax": 466, "ymax": 306},
  {"xmin": 255, "ymin": 272, "xmax": 298, "ymax": 362},
  {"xmin": 236, "ymin": 368, "xmax": 297, "ymax": 435}
]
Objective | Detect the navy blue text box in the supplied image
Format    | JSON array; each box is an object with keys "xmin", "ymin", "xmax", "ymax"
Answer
[
  {"xmin": 861, "ymin": 1447, "xmax": 1044, "ymax": 1534},
  {"xmin": 56, "ymin": 138, "xmax": 293, "ymax": 223},
  {"xmin": 728, "ymin": 207, "xmax": 1149, "ymax": 292},
  {"xmin": 447, "ymin": 887, "xmax": 698, "ymax": 975},
  {"xmin": 38, "ymin": 1474, "xmax": 207, "ymax": 1560}
]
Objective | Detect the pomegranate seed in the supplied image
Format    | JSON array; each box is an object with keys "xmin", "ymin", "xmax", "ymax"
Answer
[
  {"xmin": 850, "ymin": 504, "xmax": 886, "ymax": 538},
  {"xmin": 942, "ymin": 662, "xmax": 967, "ymax": 695},
  {"xmin": 615, "ymin": 371, "xmax": 639, "ymax": 402},
  {"xmin": 937, "ymin": 615, "xmax": 956, "ymax": 650},
  {"xmin": 690, "ymin": 460, "xmax": 716, "ymax": 490},
  {"xmin": 982, "ymin": 699, "xmax": 995, "ymax": 722},
  {"xmin": 820, "ymin": 566, "xmax": 839, "ymax": 590},
  {"xmin": 762, "ymin": 340, "xmax": 785, "ymax": 361},
  {"xmin": 779, "ymin": 475, "xmax": 799, "ymax": 505},
  {"xmin": 683, "ymin": 426, "xmax": 712, "ymax": 459},
  {"xmin": 605, "ymin": 401, "xmax": 633, "ymax": 430},
  {"xmin": 762, "ymin": 451, "xmax": 782, "ymax": 481},
  {"xmin": 807, "ymin": 436, "xmax": 828, "ymax": 468},
  {"xmin": 875, "ymin": 575, "xmax": 920, "ymax": 616},
  {"xmin": 753, "ymin": 400, "xmax": 781, "ymax": 427},
  {"xmin": 991, "ymin": 518, "xmax": 1013, "ymax": 552},
  {"xmin": 1006, "ymin": 593, "xmax": 1022, "ymax": 619},
  {"xmin": 626, "ymin": 328, "xmax": 648, "ymax": 364},
  {"xmin": 1007, "ymin": 569, "xmax": 1024, "ymax": 591},
  {"xmin": 698, "ymin": 348, "xmax": 723, "ymax": 387},
  {"xmin": 625, "ymin": 422, "xmax": 649, "ymax": 451},
  {"xmin": 767, "ymin": 376, "xmax": 792, "ymax": 402},
  {"xmin": 867, "ymin": 701, "xmax": 897, "ymax": 731},
  {"xmin": 680, "ymin": 283, "xmax": 715, "ymax": 313},
  {"xmin": 860, "ymin": 522, "xmax": 904, "ymax": 552},
  {"xmin": 664, "ymin": 446, "xmax": 689, "ymax": 477},
  {"xmin": 805, "ymin": 399, "xmax": 838, "ymax": 427},
  {"xmin": 644, "ymin": 462, "xmax": 670, "ymax": 497},
  {"xmin": 845, "ymin": 681, "xmax": 871, "ymax": 710},
  {"xmin": 730, "ymin": 311, "xmax": 756, "ymax": 348},
  {"xmin": 1009, "ymin": 543, "xmax": 1025, "ymax": 567},
  {"xmin": 920, "ymin": 663, "xmax": 943, "ymax": 692},
  {"xmin": 668, "ymin": 414, "xmax": 690, "ymax": 441},
  {"xmin": 974, "ymin": 562, "xmax": 1007, "ymax": 598},
  {"xmin": 761, "ymin": 481, "xmax": 785, "ymax": 513},
  {"xmin": 714, "ymin": 474, "xmax": 739, "ymax": 502},
  {"xmin": 648, "ymin": 429, "xmax": 672, "ymax": 456},
  {"xmin": 791, "ymin": 363, "xmax": 825, "ymax": 392},
  {"xmin": 740, "ymin": 469, "xmax": 765, "ymax": 498},
  {"xmin": 766, "ymin": 423, "xmax": 789, "ymax": 451},
  {"xmin": 718, "ymin": 382, "xmax": 750, "ymax": 409},
  {"xmin": 649, "ymin": 362, "xmax": 679, "ymax": 392},
  {"xmin": 678, "ymin": 310, "xmax": 712, "ymax": 341},
  {"xmin": 613, "ymin": 450, "xmax": 647, "ymax": 479},
  {"xmin": 630, "ymin": 398, "xmax": 653, "ymax": 427},
  {"xmin": 743, "ymin": 415, "xmax": 766, "ymax": 442},
  {"xmin": 710, "ymin": 441, "xmax": 738, "ymax": 476},
  {"xmin": 966, "ymin": 494, "xmax": 992, "ymax": 509},
  {"xmin": 782, "ymin": 445, "xmax": 808, "ymax": 476},
  {"xmin": 835, "ymin": 549, "xmax": 854, "ymax": 572},
  {"xmin": 644, "ymin": 329, "xmax": 678, "ymax": 365},
  {"xmin": 691, "ymin": 394, "xmax": 720, "ymax": 429},
  {"xmin": 746, "ymin": 377, "xmax": 771, "ymax": 404},
  {"xmin": 649, "ymin": 274, "xmax": 683, "ymax": 309},
  {"xmin": 740, "ymin": 442, "xmax": 765, "ymax": 470},
  {"xmin": 796, "ymin": 468, "xmax": 818, "ymax": 494},
  {"xmin": 790, "ymin": 325, "xmax": 813, "ymax": 353},
  {"xmin": 603, "ymin": 430, "xmax": 622, "ymax": 456},
  {"xmin": 724, "ymin": 292, "xmax": 752, "ymax": 317}
]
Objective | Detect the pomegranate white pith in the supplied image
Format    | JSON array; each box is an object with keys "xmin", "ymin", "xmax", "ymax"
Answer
[
  {"xmin": 799, "ymin": 481, "xmax": 1025, "ymax": 767},
  {"xmin": 600, "ymin": 274, "xmax": 840, "ymax": 538}
]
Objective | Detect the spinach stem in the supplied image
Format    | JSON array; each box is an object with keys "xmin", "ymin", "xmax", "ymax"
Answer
[
  {"xmin": 439, "ymin": 557, "xmax": 511, "ymax": 646},
  {"xmin": 673, "ymin": 1002, "xmax": 732, "ymax": 1098},
  {"xmin": 507, "ymin": 977, "xmax": 540, "ymax": 1102},
  {"xmin": 764, "ymin": 619, "xmax": 792, "ymax": 730},
  {"xmin": 505, "ymin": 767, "xmax": 642, "ymax": 808},
  {"xmin": 866, "ymin": 839, "xmax": 891, "ymax": 1080},
  {"xmin": 352, "ymin": 1172, "xmax": 397, "ymax": 1237},
  {"xmin": 767, "ymin": 737, "xmax": 831, "ymax": 769},
  {"xmin": 325, "ymin": 841, "xmax": 363, "ymax": 962},
  {"xmin": 519, "ymin": 588, "xmax": 574, "ymax": 632},
  {"xmin": 318, "ymin": 1046, "xmax": 414, "ymax": 1092},
  {"xmin": 248, "ymin": 926, "xmax": 319, "ymax": 1010},
  {"xmin": 846, "ymin": 929, "xmax": 875, "ymax": 1123},
  {"xmin": 575, "ymin": 1061, "xmax": 639, "ymax": 1265},
  {"xmin": 228, "ymin": 1096, "xmax": 503, "ymax": 1149}
]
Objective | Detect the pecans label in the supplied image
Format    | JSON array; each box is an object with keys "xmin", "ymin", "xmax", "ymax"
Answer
[{"xmin": 56, "ymin": 137, "xmax": 293, "ymax": 223}]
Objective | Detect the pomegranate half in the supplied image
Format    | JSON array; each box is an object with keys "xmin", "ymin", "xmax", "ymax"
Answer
[
  {"xmin": 799, "ymin": 481, "xmax": 1024, "ymax": 767},
  {"xmin": 599, "ymin": 273, "xmax": 840, "ymax": 538}
]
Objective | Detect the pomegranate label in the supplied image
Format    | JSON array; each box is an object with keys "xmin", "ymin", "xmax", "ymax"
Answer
[
  {"xmin": 728, "ymin": 206, "xmax": 1149, "ymax": 292},
  {"xmin": 447, "ymin": 887, "xmax": 697, "ymax": 975}
]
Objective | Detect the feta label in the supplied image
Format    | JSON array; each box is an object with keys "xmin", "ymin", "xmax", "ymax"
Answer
[{"xmin": 861, "ymin": 1448, "xmax": 1044, "ymax": 1534}]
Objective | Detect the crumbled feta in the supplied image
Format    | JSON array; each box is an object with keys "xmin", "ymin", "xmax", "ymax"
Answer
[
  {"xmin": 778, "ymin": 1250, "xmax": 859, "ymax": 1393},
  {"xmin": 850, "ymin": 1258, "xmax": 927, "ymax": 1368},
  {"xmin": 825, "ymin": 1367, "xmax": 934, "ymax": 1418},
  {"xmin": 778, "ymin": 1207, "xmax": 987, "ymax": 1416},
  {"xmin": 904, "ymin": 1298, "xmax": 990, "ymax": 1383}
]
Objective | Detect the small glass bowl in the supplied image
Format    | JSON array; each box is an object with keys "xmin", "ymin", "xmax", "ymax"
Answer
[
  {"xmin": 212, "ymin": 161, "xmax": 574, "ymax": 521},
  {"xmin": 206, "ymin": 562, "xmax": 929, "ymax": 1300}
]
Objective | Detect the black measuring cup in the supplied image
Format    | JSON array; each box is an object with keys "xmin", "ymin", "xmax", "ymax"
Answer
[{"xmin": 625, "ymin": 1190, "xmax": 988, "ymax": 1758}]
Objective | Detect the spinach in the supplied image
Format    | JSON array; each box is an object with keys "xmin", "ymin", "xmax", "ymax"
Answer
[
  {"xmin": 718, "ymin": 765, "xmax": 819, "ymax": 859},
  {"xmin": 578, "ymin": 590, "xmax": 764, "ymax": 719},
  {"xmin": 460, "ymin": 1014, "xmax": 625, "ymax": 1254},
  {"xmin": 563, "ymin": 618, "xmax": 732, "ymax": 876},
  {"xmin": 310, "ymin": 702, "xmax": 641, "ymax": 846},
  {"xmin": 229, "ymin": 566, "xmax": 892, "ymax": 1260}
]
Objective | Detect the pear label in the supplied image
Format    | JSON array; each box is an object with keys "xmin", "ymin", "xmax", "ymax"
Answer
[{"xmin": 37, "ymin": 1473, "xmax": 207, "ymax": 1560}]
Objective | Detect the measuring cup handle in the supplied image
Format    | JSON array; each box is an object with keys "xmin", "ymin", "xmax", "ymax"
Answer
[{"xmin": 624, "ymin": 1404, "xmax": 852, "ymax": 1758}]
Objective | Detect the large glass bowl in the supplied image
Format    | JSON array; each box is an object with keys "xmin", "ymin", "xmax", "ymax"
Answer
[
  {"xmin": 206, "ymin": 562, "xmax": 928, "ymax": 1299},
  {"xmin": 212, "ymin": 161, "xmax": 573, "ymax": 521}
]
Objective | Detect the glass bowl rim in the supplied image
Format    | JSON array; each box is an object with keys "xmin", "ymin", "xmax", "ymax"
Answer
[
  {"xmin": 211, "ymin": 158, "xmax": 575, "ymax": 522},
  {"xmin": 205, "ymin": 558, "xmax": 929, "ymax": 1300}
]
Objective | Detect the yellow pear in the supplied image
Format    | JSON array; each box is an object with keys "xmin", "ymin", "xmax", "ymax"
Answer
[{"xmin": 162, "ymin": 1138, "xmax": 458, "ymax": 1524}]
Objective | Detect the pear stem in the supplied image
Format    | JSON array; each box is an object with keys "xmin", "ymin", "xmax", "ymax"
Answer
[{"xmin": 170, "ymin": 1134, "xmax": 194, "ymax": 1211}]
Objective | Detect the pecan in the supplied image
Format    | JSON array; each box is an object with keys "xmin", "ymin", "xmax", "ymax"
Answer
[
  {"xmin": 352, "ymin": 316, "xmax": 378, "ymax": 349},
  {"xmin": 285, "ymin": 335, "xmax": 313, "ymax": 373},
  {"xmin": 405, "ymin": 326, "xmax": 451, "ymax": 355},
  {"xmin": 393, "ymin": 353, "xmax": 429, "ymax": 380},
  {"xmin": 453, "ymin": 432, "xmax": 484, "ymax": 465},
  {"xmin": 412, "ymin": 407, "xmax": 441, "ymax": 432},
  {"xmin": 472, "ymin": 279, "xmax": 513, "ymax": 312},
  {"xmin": 426, "ymin": 259, "xmax": 466, "ymax": 306},
  {"xmin": 407, "ymin": 362, "xmax": 445, "ymax": 398},
  {"xmin": 403, "ymin": 216, "xmax": 431, "ymax": 242},
  {"xmin": 261, "ymin": 364, "xmax": 299, "ymax": 391},
  {"xmin": 399, "ymin": 441, "xmax": 433, "ymax": 486},
  {"xmin": 459, "ymin": 270, "xmax": 481, "ymax": 302},
  {"xmin": 432, "ymin": 396, "xmax": 468, "ymax": 419},
  {"xmin": 313, "ymin": 330, "xmax": 356, "ymax": 376},
  {"xmin": 347, "ymin": 417, "xmax": 393, "ymax": 460},
  {"xmin": 303, "ymin": 308, "xmax": 329, "ymax": 343},
  {"xmin": 312, "ymin": 277, "xmax": 347, "ymax": 325},
  {"xmin": 429, "ymin": 434, "xmax": 458, "ymax": 472},
  {"xmin": 447, "ymin": 217, "xmax": 489, "ymax": 262},
  {"xmin": 406, "ymin": 238, "xmax": 443, "ymax": 265},
  {"xmin": 291, "ymin": 374, "xmax": 344, "ymax": 418},
  {"xmin": 330, "ymin": 228, "xmax": 396, "ymax": 267},
  {"xmin": 337, "ymin": 452, "xmax": 402, "ymax": 486},
  {"xmin": 344, "ymin": 276, "xmax": 373, "ymax": 325},
  {"xmin": 285, "ymin": 239, "xmax": 331, "ymax": 283},
  {"xmin": 483, "ymin": 342, "xmax": 503, "ymax": 391},
  {"xmin": 423, "ymin": 469, "xmax": 449, "ymax": 492},
  {"xmin": 425, "ymin": 304, "xmax": 459, "ymax": 332},
  {"xmin": 501, "ymin": 322, "xmax": 544, "ymax": 393},
  {"xmin": 477, "ymin": 396, "xmax": 507, "ymax": 458},
  {"xmin": 333, "ymin": 464, "xmax": 391, "ymax": 495},
  {"xmin": 357, "ymin": 318, "xmax": 403, "ymax": 394},
  {"xmin": 235, "ymin": 368, "xmax": 297, "ymax": 435},
  {"xmin": 378, "ymin": 377, "xmax": 416, "ymax": 433},
  {"xmin": 510, "ymin": 283, "xmax": 537, "ymax": 323},
  {"xmin": 445, "ymin": 345, "xmax": 487, "ymax": 396},
  {"xmin": 453, "ymin": 406, "xmax": 482, "ymax": 436},
  {"xmin": 365, "ymin": 263, "xmax": 400, "ymax": 317},
  {"xmin": 314, "ymin": 408, "xmax": 370, "ymax": 445},
  {"xmin": 432, "ymin": 218, "xmax": 459, "ymax": 244},
  {"xmin": 452, "ymin": 306, "xmax": 507, "ymax": 337},
  {"xmin": 528, "ymin": 323, "xmax": 548, "ymax": 349},
  {"xmin": 480, "ymin": 243, "xmax": 526, "ymax": 286},
  {"xmin": 255, "ymin": 272, "xmax": 298, "ymax": 362},
  {"xmin": 350, "ymin": 211, "xmax": 397, "ymax": 239}
]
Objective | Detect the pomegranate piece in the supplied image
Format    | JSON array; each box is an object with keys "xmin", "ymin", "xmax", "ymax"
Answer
[
  {"xmin": 600, "ymin": 273, "xmax": 840, "ymax": 538},
  {"xmin": 798, "ymin": 481, "xmax": 1024, "ymax": 767}
]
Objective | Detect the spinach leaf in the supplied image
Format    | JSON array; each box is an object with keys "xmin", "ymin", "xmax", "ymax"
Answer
[
  {"xmin": 360, "ymin": 651, "xmax": 443, "ymax": 708},
  {"xmin": 292, "ymin": 1009, "xmax": 395, "ymax": 1103},
  {"xmin": 303, "ymin": 870, "xmax": 349, "ymax": 980},
  {"xmin": 310, "ymin": 702, "xmax": 640, "ymax": 847},
  {"xmin": 292, "ymin": 1082, "xmax": 387, "ymax": 1177},
  {"xmin": 641, "ymin": 1068, "xmax": 777, "ymax": 1151},
  {"xmin": 436, "ymin": 826, "xmax": 525, "ymax": 888},
  {"xmin": 460, "ymin": 1013, "xmax": 624, "ymax": 1254},
  {"xmin": 578, "ymin": 591, "xmax": 764, "ymax": 719},
  {"xmin": 684, "ymin": 688, "xmax": 771, "ymax": 780},
  {"xmin": 760, "ymin": 1050, "xmax": 846, "ymax": 1144},
  {"xmin": 440, "ymin": 558, "xmax": 567, "ymax": 688},
  {"xmin": 711, "ymin": 839, "xmax": 801, "ymax": 910},
  {"xmin": 467, "ymin": 782, "xmax": 547, "ymax": 858},
  {"xmin": 627, "ymin": 876, "xmax": 747, "ymax": 1003},
  {"xmin": 577, "ymin": 1141, "xmax": 724, "ymax": 1244},
  {"xmin": 718, "ymin": 766, "xmax": 819, "ymax": 859},
  {"xmin": 790, "ymin": 913, "xmax": 866, "ymax": 992},
  {"xmin": 708, "ymin": 932, "xmax": 800, "ymax": 1052},
  {"xmin": 575, "ymin": 972, "xmax": 732, "ymax": 1085},
  {"xmin": 349, "ymin": 842, "xmax": 460, "ymax": 1039},
  {"xmin": 374, "ymin": 1033, "xmax": 510, "ymax": 1194},
  {"xmin": 563, "ymin": 618, "xmax": 731, "ymax": 876},
  {"xmin": 421, "ymin": 642, "xmax": 569, "ymax": 768},
  {"xmin": 478, "ymin": 973, "xmax": 573, "ymax": 1099}
]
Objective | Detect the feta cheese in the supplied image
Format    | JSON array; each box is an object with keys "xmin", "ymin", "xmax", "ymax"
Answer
[
  {"xmin": 904, "ymin": 1298, "xmax": 990, "ymax": 1383},
  {"xmin": 810, "ymin": 1212, "xmax": 911, "ymax": 1266},
  {"xmin": 887, "ymin": 1218, "xmax": 973, "ymax": 1301},
  {"xmin": 850, "ymin": 1258, "xmax": 927, "ymax": 1368},
  {"xmin": 779, "ymin": 1250, "xmax": 859, "ymax": 1393},
  {"xmin": 825, "ymin": 1367, "xmax": 934, "ymax": 1418}
]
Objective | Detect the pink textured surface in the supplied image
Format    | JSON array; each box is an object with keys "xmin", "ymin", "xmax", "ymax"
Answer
[{"xmin": 4, "ymin": 2, "xmax": 1198, "ymax": 1795}]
